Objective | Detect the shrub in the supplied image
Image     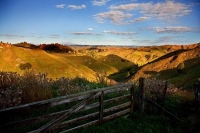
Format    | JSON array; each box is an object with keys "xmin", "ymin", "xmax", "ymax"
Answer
[
  {"xmin": 0, "ymin": 71, "xmax": 107, "ymax": 109},
  {"xmin": 19, "ymin": 62, "xmax": 32, "ymax": 70},
  {"xmin": 0, "ymin": 72, "xmax": 22, "ymax": 108}
]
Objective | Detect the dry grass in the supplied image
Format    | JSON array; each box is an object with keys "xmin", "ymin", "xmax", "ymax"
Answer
[
  {"xmin": 143, "ymin": 78, "xmax": 191, "ymax": 101},
  {"xmin": 0, "ymin": 71, "xmax": 97, "ymax": 109},
  {"xmin": 144, "ymin": 78, "xmax": 167, "ymax": 101}
]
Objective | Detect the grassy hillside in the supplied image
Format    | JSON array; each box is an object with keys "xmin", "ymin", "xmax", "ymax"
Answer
[
  {"xmin": 127, "ymin": 44, "xmax": 200, "ymax": 89},
  {"xmin": 1, "ymin": 42, "xmax": 199, "ymax": 87},
  {"xmin": 61, "ymin": 55, "xmax": 118, "ymax": 75},
  {"xmin": 0, "ymin": 44, "xmax": 97, "ymax": 80},
  {"xmin": 98, "ymin": 54, "xmax": 136, "ymax": 71}
]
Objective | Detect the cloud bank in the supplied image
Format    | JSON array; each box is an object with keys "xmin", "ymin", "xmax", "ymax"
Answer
[
  {"xmin": 94, "ymin": 1, "xmax": 192, "ymax": 24},
  {"xmin": 149, "ymin": 26, "xmax": 193, "ymax": 34}
]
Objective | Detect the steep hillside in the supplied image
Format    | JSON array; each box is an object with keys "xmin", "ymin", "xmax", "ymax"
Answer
[
  {"xmin": 127, "ymin": 43, "xmax": 200, "ymax": 89},
  {"xmin": 58, "ymin": 54, "xmax": 118, "ymax": 75},
  {"xmin": 98, "ymin": 54, "xmax": 137, "ymax": 71},
  {"xmin": 1, "ymin": 42, "xmax": 199, "ymax": 86},
  {"xmin": 71, "ymin": 45, "xmax": 184, "ymax": 66}
]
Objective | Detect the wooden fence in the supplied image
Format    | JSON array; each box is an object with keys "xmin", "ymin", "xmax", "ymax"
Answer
[
  {"xmin": 138, "ymin": 78, "xmax": 179, "ymax": 120},
  {"xmin": 0, "ymin": 83, "xmax": 135, "ymax": 132},
  {"xmin": 1, "ymin": 78, "xmax": 197, "ymax": 132}
]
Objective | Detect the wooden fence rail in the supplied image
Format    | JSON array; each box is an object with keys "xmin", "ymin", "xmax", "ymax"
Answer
[
  {"xmin": 138, "ymin": 78, "xmax": 179, "ymax": 119},
  {"xmin": 0, "ymin": 83, "xmax": 135, "ymax": 132},
  {"xmin": 3, "ymin": 78, "xmax": 195, "ymax": 132}
]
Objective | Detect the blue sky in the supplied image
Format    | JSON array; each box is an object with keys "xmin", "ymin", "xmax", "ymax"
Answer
[{"xmin": 0, "ymin": 0, "xmax": 199, "ymax": 46}]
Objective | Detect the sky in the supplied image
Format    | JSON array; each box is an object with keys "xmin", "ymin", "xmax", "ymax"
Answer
[{"xmin": 0, "ymin": 0, "xmax": 200, "ymax": 46}]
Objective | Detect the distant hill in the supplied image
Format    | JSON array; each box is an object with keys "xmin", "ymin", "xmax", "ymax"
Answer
[
  {"xmin": 14, "ymin": 42, "xmax": 75, "ymax": 53},
  {"xmin": 1, "ymin": 41, "xmax": 199, "ymax": 88},
  {"xmin": 126, "ymin": 43, "xmax": 200, "ymax": 89}
]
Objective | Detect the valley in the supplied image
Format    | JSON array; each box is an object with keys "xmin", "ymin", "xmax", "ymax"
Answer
[{"xmin": 0, "ymin": 41, "xmax": 200, "ymax": 89}]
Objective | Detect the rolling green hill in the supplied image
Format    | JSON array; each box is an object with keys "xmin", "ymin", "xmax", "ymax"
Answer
[
  {"xmin": 58, "ymin": 54, "xmax": 118, "ymax": 75},
  {"xmin": 126, "ymin": 43, "xmax": 200, "ymax": 89},
  {"xmin": 0, "ymin": 44, "xmax": 97, "ymax": 80},
  {"xmin": 1, "ymin": 42, "xmax": 199, "ymax": 88}
]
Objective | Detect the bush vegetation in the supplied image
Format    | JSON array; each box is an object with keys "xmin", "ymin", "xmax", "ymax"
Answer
[
  {"xmin": 0, "ymin": 70, "xmax": 108, "ymax": 109},
  {"xmin": 0, "ymin": 72, "xmax": 199, "ymax": 132}
]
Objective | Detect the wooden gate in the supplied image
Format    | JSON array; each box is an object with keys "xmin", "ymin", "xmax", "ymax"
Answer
[{"xmin": 0, "ymin": 83, "xmax": 134, "ymax": 132}]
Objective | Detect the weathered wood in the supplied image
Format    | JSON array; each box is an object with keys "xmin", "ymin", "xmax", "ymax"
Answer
[
  {"xmin": 0, "ymin": 83, "xmax": 134, "ymax": 113},
  {"xmin": 104, "ymin": 86, "xmax": 131, "ymax": 95},
  {"xmin": 31, "ymin": 92, "xmax": 101, "ymax": 133},
  {"xmin": 0, "ymin": 83, "xmax": 135, "ymax": 132},
  {"xmin": 99, "ymin": 91, "xmax": 104, "ymax": 125},
  {"xmin": 57, "ymin": 112, "xmax": 99, "ymax": 129},
  {"xmin": 145, "ymin": 97, "xmax": 179, "ymax": 120},
  {"xmin": 82, "ymin": 102, "xmax": 99, "ymax": 111},
  {"xmin": 59, "ymin": 107, "xmax": 130, "ymax": 133},
  {"xmin": 1, "ymin": 94, "xmax": 131, "ymax": 129},
  {"xmin": 104, "ymin": 94, "xmax": 131, "ymax": 105},
  {"xmin": 139, "ymin": 78, "xmax": 145, "ymax": 112},
  {"xmin": 55, "ymin": 102, "xmax": 130, "ymax": 131},
  {"xmin": 50, "ymin": 93, "xmax": 92, "ymax": 106},
  {"xmin": 104, "ymin": 102, "xmax": 131, "ymax": 115},
  {"xmin": 0, "ymin": 102, "xmax": 100, "ymax": 128},
  {"xmin": 103, "ymin": 108, "xmax": 130, "ymax": 122},
  {"xmin": 130, "ymin": 85, "xmax": 135, "ymax": 114},
  {"xmin": 59, "ymin": 120, "xmax": 99, "ymax": 133}
]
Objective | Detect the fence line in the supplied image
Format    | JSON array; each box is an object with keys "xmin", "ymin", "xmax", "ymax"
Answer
[
  {"xmin": 0, "ymin": 79, "xmax": 198, "ymax": 132},
  {"xmin": 0, "ymin": 83, "xmax": 134, "ymax": 132},
  {"xmin": 138, "ymin": 78, "xmax": 179, "ymax": 119}
]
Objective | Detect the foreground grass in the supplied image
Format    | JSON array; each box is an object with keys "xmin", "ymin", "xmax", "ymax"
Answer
[
  {"xmin": 71, "ymin": 90, "xmax": 200, "ymax": 133},
  {"xmin": 71, "ymin": 114, "xmax": 178, "ymax": 133},
  {"xmin": 71, "ymin": 111, "xmax": 200, "ymax": 133}
]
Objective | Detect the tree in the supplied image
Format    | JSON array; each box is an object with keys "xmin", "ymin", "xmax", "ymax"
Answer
[
  {"xmin": 177, "ymin": 62, "xmax": 185, "ymax": 75},
  {"xmin": 19, "ymin": 62, "xmax": 32, "ymax": 70}
]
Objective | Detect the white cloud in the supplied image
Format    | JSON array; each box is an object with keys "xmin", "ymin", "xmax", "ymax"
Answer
[
  {"xmin": 109, "ymin": 1, "xmax": 192, "ymax": 20},
  {"xmin": 103, "ymin": 30, "xmax": 136, "ymax": 35},
  {"xmin": 110, "ymin": 3, "xmax": 140, "ymax": 11},
  {"xmin": 67, "ymin": 4, "xmax": 86, "ymax": 10},
  {"xmin": 149, "ymin": 26, "xmax": 193, "ymax": 33},
  {"xmin": 125, "ymin": 16, "xmax": 150, "ymax": 24},
  {"xmin": 71, "ymin": 32, "xmax": 93, "ymax": 35},
  {"xmin": 92, "ymin": 0, "xmax": 110, "ymax": 6},
  {"xmin": 88, "ymin": 28, "xmax": 93, "ymax": 31},
  {"xmin": 55, "ymin": 4, "xmax": 66, "ymax": 9},
  {"xmin": 93, "ymin": 11, "xmax": 132, "ymax": 24},
  {"xmin": 94, "ymin": 1, "xmax": 191, "ymax": 24}
]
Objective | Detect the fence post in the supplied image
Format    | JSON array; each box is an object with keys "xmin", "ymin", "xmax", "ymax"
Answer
[
  {"xmin": 99, "ymin": 91, "xmax": 104, "ymax": 125},
  {"xmin": 139, "ymin": 78, "xmax": 145, "ymax": 113},
  {"xmin": 194, "ymin": 82, "xmax": 199, "ymax": 112},
  {"xmin": 161, "ymin": 81, "xmax": 168, "ymax": 108},
  {"xmin": 130, "ymin": 85, "xmax": 135, "ymax": 114}
]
